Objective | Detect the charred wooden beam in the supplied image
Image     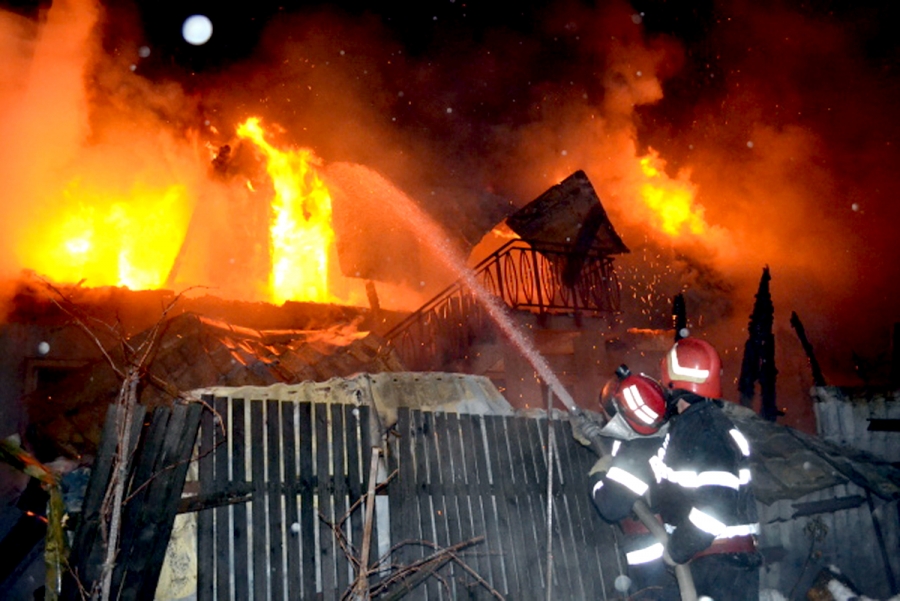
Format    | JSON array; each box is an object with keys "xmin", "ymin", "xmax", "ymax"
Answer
[
  {"xmin": 791, "ymin": 494, "xmax": 866, "ymax": 518},
  {"xmin": 177, "ymin": 483, "xmax": 255, "ymax": 513},
  {"xmin": 672, "ymin": 293, "xmax": 687, "ymax": 341},
  {"xmin": 790, "ymin": 311, "xmax": 826, "ymax": 387},
  {"xmin": 867, "ymin": 419, "xmax": 900, "ymax": 432}
]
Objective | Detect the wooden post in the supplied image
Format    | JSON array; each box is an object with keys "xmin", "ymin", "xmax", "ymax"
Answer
[{"xmin": 350, "ymin": 447, "xmax": 382, "ymax": 600}]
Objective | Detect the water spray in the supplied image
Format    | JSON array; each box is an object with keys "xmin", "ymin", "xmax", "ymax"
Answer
[
  {"xmin": 325, "ymin": 163, "xmax": 579, "ymax": 412},
  {"xmin": 326, "ymin": 163, "xmax": 697, "ymax": 601}
]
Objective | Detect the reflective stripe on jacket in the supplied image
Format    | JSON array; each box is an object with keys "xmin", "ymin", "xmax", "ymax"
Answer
[{"xmin": 652, "ymin": 399, "xmax": 759, "ymax": 564}]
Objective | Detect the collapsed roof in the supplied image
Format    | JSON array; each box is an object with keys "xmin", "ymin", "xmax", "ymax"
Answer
[
  {"xmin": 722, "ymin": 402, "xmax": 900, "ymax": 504},
  {"xmin": 505, "ymin": 170, "xmax": 629, "ymax": 256},
  {"xmin": 26, "ymin": 312, "xmax": 403, "ymax": 458}
]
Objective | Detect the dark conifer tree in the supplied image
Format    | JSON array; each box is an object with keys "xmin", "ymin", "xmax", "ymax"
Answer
[{"xmin": 738, "ymin": 267, "xmax": 781, "ymax": 421}]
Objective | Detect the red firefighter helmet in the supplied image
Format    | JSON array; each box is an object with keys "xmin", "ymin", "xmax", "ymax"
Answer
[
  {"xmin": 660, "ymin": 337, "xmax": 723, "ymax": 398},
  {"xmin": 599, "ymin": 367, "xmax": 668, "ymax": 437}
]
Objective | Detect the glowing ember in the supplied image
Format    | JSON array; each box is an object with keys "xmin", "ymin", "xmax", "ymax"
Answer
[
  {"xmin": 17, "ymin": 182, "xmax": 190, "ymax": 290},
  {"xmin": 638, "ymin": 151, "xmax": 707, "ymax": 237},
  {"xmin": 236, "ymin": 117, "xmax": 335, "ymax": 305}
]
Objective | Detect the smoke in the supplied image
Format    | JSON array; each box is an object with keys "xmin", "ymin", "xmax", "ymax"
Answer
[
  {"xmin": 0, "ymin": 0, "xmax": 95, "ymax": 277},
  {"xmin": 1, "ymin": 0, "xmax": 896, "ymax": 394},
  {"xmin": 635, "ymin": 0, "xmax": 900, "ymax": 383}
]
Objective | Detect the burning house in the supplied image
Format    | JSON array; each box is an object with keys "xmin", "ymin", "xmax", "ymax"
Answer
[{"xmin": 2, "ymin": 0, "xmax": 900, "ymax": 599}]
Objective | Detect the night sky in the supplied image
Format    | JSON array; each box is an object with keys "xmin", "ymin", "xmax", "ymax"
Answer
[{"xmin": 2, "ymin": 0, "xmax": 899, "ymax": 415}]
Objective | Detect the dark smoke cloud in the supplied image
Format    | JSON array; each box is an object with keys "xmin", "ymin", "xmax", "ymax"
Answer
[
  {"xmin": 186, "ymin": 0, "xmax": 898, "ymax": 399},
  {"xmin": 2, "ymin": 0, "xmax": 897, "ymax": 407},
  {"xmin": 635, "ymin": 0, "xmax": 900, "ymax": 383}
]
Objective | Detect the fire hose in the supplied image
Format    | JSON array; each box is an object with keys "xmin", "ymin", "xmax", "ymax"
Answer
[{"xmin": 564, "ymin": 402, "xmax": 698, "ymax": 601}]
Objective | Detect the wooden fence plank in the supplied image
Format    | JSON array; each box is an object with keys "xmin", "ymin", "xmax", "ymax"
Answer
[
  {"xmin": 459, "ymin": 413, "xmax": 494, "ymax": 599},
  {"xmin": 551, "ymin": 419, "xmax": 593, "ymax": 601},
  {"xmin": 528, "ymin": 416, "xmax": 575, "ymax": 600},
  {"xmin": 315, "ymin": 402, "xmax": 336, "ymax": 597},
  {"xmin": 563, "ymin": 418, "xmax": 616, "ymax": 600},
  {"xmin": 297, "ymin": 402, "xmax": 316, "ymax": 599},
  {"xmin": 444, "ymin": 413, "xmax": 481, "ymax": 597},
  {"xmin": 250, "ymin": 401, "xmax": 268, "ymax": 601},
  {"xmin": 231, "ymin": 399, "xmax": 250, "ymax": 601},
  {"xmin": 66, "ymin": 403, "xmax": 122, "ymax": 589},
  {"xmin": 131, "ymin": 403, "xmax": 203, "ymax": 601},
  {"xmin": 266, "ymin": 399, "xmax": 285, "ymax": 601},
  {"xmin": 358, "ymin": 405, "xmax": 378, "ymax": 580},
  {"xmin": 544, "ymin": 417, "xmax": 582, "ymax": 600},
  {"xmin": 389, "ymin": 408, "xmax": 417, "ymax": 593},
  {"xmin": 113, "ymin": 407, "xmax": 165, "ymax": 600},
  {"xmin": 508, "ymin": 415, "xmax": 546, "ymax": 594},
  {"xmin": 427, "ymin": 412, "xmax": 452, "ymax": 601},
  {"xmin": 485, "ymin": 414, "xmax": 524, "ymax": 599},
  {"xmin": 331, "ymin": 402, "xmax": 351, "ymax": 595},
  {"xmin": 62, "ymin": 403, "xmax": 147, "ymax": 600},
  {"xmin": 113, "ymin": 407, "xmax": 171, "ymax": 598},
  {"xmin": 214, "ymin": 397, "xmax": 231, "ymax": 601},
  {"xmin": 416, "ymin": 410, "xmax": 440, "ymax": 600},
  {"xmin": 281, "ymin": 402, "xmax": 302, "ymax": 601},
  {"xmin": 478, "ymin": 416, "xmax": 511, "ymax": 598},
  {"xmin": 197, "ymin": 402, "xmax": 215, "ymax": 601},
  {"xmin": 344, "ymin": 403, "xmax": 364, "ymax": 586},
  {"xmin": 62, "ymin": 402, "xmax": 206, "ymax": 601}
]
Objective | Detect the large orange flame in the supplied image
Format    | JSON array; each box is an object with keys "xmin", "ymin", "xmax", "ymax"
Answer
[
  {"xmin": 16, "ymin": 180, "xmax": 191, "ymax": 289},
  {"xmin": 638, "ymin": 150, "xmax": 707, "ymax": 237},
  {"xmin": 236, "ymin": 117, "xmax": 335, "ymax": 305}
]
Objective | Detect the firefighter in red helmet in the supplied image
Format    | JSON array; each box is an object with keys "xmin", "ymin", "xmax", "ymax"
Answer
[
  {"xmin": 597, "ymin": 365, "xmax": 667, "ymax": 439},
  {"xmin": 660, "ymin": 336, "xmax": 723, "ymax": 398},
  {"xmin": 588, "ymin": 366, "xmax": 680, "ymax": 600},
  {"xmin": 654, "ymin": 337, "xmax": 761, "ymax": 600}
]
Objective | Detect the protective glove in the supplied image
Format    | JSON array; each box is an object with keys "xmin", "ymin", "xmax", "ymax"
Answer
[{"xmin": 570, "ymin": 410, "xmax": 605, "ymax": 448}]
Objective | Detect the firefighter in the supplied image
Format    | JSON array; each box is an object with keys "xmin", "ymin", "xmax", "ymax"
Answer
[
  {"xmin": 587, "ymin": 366, "xmax": 679, "ymax": 600},
  {"xmin": 654, "ymin": 337, "xmax": 762, "ymax": 600}
]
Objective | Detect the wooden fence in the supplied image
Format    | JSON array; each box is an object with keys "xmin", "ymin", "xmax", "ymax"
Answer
[
  {"xmin": 63, "ymin": 403, "xmax": 203, "ymax": 601},
  {"xmin": 194, "ymin": 397, "xmax": 624, "ymax": 600}
]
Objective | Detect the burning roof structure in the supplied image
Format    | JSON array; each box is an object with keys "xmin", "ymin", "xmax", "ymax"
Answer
[
  {"xmin": 505, "ymin": 170, "xmax": 629, "ymax": 258},
  {"xmin": 1, "ymin": 0, "xmax": 899, "ymax": 431},
  {"xmin": 2, "ymin": 0, "xmax": 900, "ymax": 597}
]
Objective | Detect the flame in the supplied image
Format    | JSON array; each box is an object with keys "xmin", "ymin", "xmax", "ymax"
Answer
[
  {"xmin": 638, "ymin": 151, "xmax": 707, "ymax": 237},
  {"xmin": 17, "ymin": 181, "xmax": 191, "ymax": 289},
  {"xmin": 236, "ymin": 117, "xmax": 335, "ymax": 305}
]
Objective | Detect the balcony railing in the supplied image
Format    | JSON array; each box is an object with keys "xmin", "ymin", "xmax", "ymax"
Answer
[{"xmin": 385, "ymin": 240, "xmax": 621, "ymax": 372}]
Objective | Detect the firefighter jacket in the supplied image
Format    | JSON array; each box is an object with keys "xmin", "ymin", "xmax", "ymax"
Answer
[
  {"xmin": 590, "ymin": 436, "xmax": 666, "ymax": 566},
  {"xmin": 650, "ymin": 395, "xmax": 760, "ymax": 565}
]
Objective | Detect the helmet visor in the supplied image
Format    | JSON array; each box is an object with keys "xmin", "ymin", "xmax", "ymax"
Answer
[
  {"xmin": 598, "ymin": 412, "xmax": 641, "ymax": 441},
  {"xmin": 599, "ymin": 377, "xmax": 619, "ymax": 420}
]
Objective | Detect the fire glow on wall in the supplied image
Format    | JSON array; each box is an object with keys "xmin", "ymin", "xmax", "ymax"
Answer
[{"xmin": 16, "ymin": 117, "xmax": 339, "ymax": 306}]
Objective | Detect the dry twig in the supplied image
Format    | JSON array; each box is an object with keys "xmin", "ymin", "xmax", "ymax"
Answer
[
  {"xmin": 39, "ymin": 281, "xmax": 211, "ymax": 601},
  {"xmin": 367, "ymin": 536, "xmax": 489, "ymax": 600}
]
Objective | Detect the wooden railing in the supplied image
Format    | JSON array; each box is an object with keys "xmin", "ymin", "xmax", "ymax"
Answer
[{"xmin": 385, "ymin": 240, "xmax": 621, "ymax": 371}]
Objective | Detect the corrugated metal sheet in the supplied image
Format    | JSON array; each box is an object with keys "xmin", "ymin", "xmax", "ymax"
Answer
[
  {"xmin": 813, "ymin": 387, "xmax": 900, "ymax": 463},
  {"xmin": 758, "ymin": 481, "xmax": 900, "ymax": 599}
]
